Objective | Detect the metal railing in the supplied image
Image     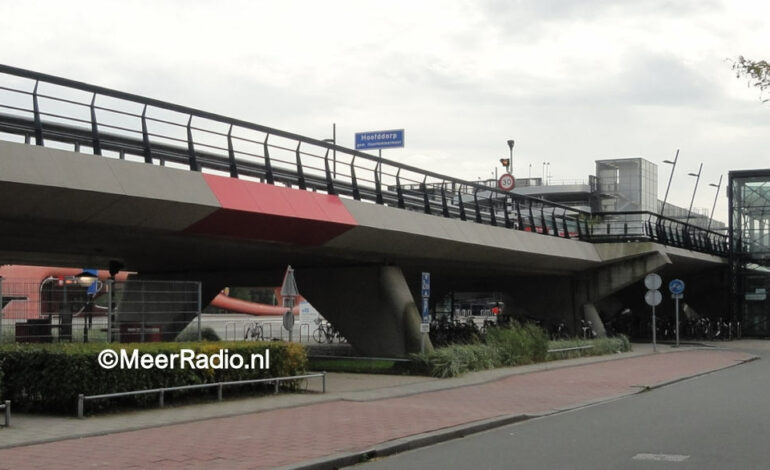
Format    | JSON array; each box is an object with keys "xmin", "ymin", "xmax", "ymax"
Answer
[
  {"xmin": 588, "ymin": 211, "xmax": 728, "ymax": 256},
  {"xmin": 77, "ymin": 372, "xmax": 326, "ymax": 418},
  {"xmin": 0, "ymin": 64, "xmax": 727, "ymax": 256}
]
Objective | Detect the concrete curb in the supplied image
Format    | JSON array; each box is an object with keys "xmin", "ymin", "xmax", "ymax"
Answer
[{"xmin": 281, "ymin": 352, "xmax": 760, "ymax": 470}]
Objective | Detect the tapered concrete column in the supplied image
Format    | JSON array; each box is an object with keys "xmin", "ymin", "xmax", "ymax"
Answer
[
  {"xmin": 294, "ymin": 266, "xmax": 431, "ymax": 357},
  {"xmin": 582, "ymin": 303, "xmax": 607, "ymax": 338}
]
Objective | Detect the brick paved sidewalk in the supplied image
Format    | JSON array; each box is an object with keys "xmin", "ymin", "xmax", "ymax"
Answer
[{"xmin": 0, "ymin": 348, "xmax": 754, "ymax": 470}]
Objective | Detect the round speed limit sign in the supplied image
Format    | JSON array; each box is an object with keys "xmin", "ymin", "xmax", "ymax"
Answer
[{"xmin": 498, "ymin": 173, "xmax": 516, "ymax": 191}]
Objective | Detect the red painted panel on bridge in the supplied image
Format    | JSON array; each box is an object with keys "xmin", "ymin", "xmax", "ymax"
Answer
[{"xmin": 185, "ymin": 175, "xmax": 357, "ymax": 245}]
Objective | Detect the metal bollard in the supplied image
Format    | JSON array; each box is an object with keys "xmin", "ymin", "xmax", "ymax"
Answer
[
  {"xmin": 77, "ymin": 394, "xmax": 84, "ymax": 419},
  {"xmin": 159, "ymin": 390, "xmax": 165, "ymax": 408},
  {"xmin": 4, "ymin": 400, "xmax": 10, "ymax": 427},
  {"xmin": 322, "ymin": 372, "xmax": 327, "ymax": 393},
  {"xmin": 274, "ymin": 380, "xmax": 279, "ymax": 394},
  {"xmin": 218, "ymin": 384, "xmax": 223, "ymax": 401}
]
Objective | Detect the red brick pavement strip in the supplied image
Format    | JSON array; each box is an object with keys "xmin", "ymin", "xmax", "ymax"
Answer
[{"xmin": 0, "ymin": 349, "xmax": 755, "ymax": 470}]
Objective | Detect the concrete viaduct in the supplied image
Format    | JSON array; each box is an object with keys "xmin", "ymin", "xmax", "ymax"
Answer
[{"xmin": 0, "ymin": 141, "xmax": 727, "ymax": 356}]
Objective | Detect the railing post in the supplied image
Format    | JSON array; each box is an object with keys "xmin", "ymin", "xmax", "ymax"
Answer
[
  {"xmin": 441, "ymin": 183, "xmax": 450, "ymax": 218},
  {"xmin": 90, "ymin": 93, "xmax": 102, "ymax": 156},
  {"xmin": 141, "ymin": 105, "xmax": 153, "ymax": 164},
  {"xmin": 374, "ymin": 162, "xmax": 384, "ymax": 205},
  {"xmin": 515, "ymin": 200, "xmax": 524, "ymax": 230},
  {"xmin": 503, "ymin": 196, "xmax": 512, "ymax": 229},
  {"xmin": 540, "ymin": 207, "xmax": 549, "ymax": 235},
  {"xmin": 32, "ymin": 81, "xmax": 44, "ymax": 146},
  {"xmin": 322, "ymin": 372, "xmax": 327, "ymax": 393},
  {"xmin": 263, "ymin": 134, "xmax": 275, "ymax": 184},
  {"xmin": 4, "ymin": 400, "xmax": 10, "ymax": 427},
  {"xmin": 77, "ymin": 394, "xmax": 84, "ymax": 419},
  {"xmin": 528, "ymin": 202, "xmax": 536, "ymax": 232},
  {"xmin": 227, "ymin": 125, "xmax": 239, "ymax": 178},
  {"xmin": 295, "ymin": 141, "xmax": 306, "ymax": 190},
  {"xmin": 218, "ymin": 384, "xmax": 223, "ymax": 401},
  {"xmin": 324, "ymin": 148, "xmax": 335, "ymax": 195},
  {"xmin": 396, "ymin": 169, "xmax": 405, "ymax": 209},
  {"xmin": 488, "ymin": 193, "xmax": 497, "ymax": 226},
  {"xmin": 458, "ymin": 190, "xmax": 467, "ymax": 221},
  {"xmin": 421, "ymin": 178, "xmax": 431, "ymax": 215},
  {"xmin": 159, "ymin": 390, "xmax": 165, "ymax": 408},
  {"xmin": 350, "ymin": 156, "xmax": 361, "ymax": 201},
  {"xmin": 473, "ymin": 189, "xmax": 482, "ymax": 223},
  {"xmin": 274, "ymin": 379, "xmax": 279, "ymax": 394},
  {"xmin": 186, "ymin": 115, "xmax": 199, "ymax": 172}
]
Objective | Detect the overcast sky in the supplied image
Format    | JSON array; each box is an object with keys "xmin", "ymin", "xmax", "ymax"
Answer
[{"xmin": 1, "ymin": 0, "xmax": 768, "ymax": 222}]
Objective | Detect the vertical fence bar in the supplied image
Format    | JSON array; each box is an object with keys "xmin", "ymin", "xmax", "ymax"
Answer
[
  {"xmin": 227, "ymin": 125, "xmax": 239, "ymax": 178},
  {"xmin": 141, "ymin": 105, "xmax": 153, "ymax": 164},
  {"xmin": 396, "ymin": 169, "xmax": 405, "ymax": 209},
  {"xmin": 197, "ymin": 282, "xmax": 202, "ymax": 342},
  {"xmin": 32, "ymin": 81, "xmax": 44, "ymax": 146},
  {"xmin": 421, "ymin": 178, "xmax": 431, "ymax": 215},
  {"xmin": 374, "ymin": 162, "xmax": 384, "ymax": 205},
  {"xmin": 488, "ymin": 194, "xmax": 497, "ymax": 226},
  {"xmin": 350, "ymin": 156, "xmax": 361, "ymax": 201},
  {"xmin": 324, "ymin": 148, "xmax": 335, "ymax": 195},
  {"xmin": 90, "ymin": 93, "xmax": 102, "ymax": 156},
  {"xmin": 295, "ymin": 142, "xmax": 306, "ymax": 190},
  {"xmin": 515, "ymin": 200, "xmax": 524, "ymax": 230},
  {"xmin": 458, "ymin": 190, "xmax": 466, "ymax": 221},
  {"xmin": 441, "ymin": 183, "xmax": 450, "ymax": 218},
  {"xmin": 186, "ymin": 115, "xmax": 199, "ymax": 172},
  {"xmin": 263, "ymin": 134, "xmax": 275, "ymax": 184},
  {"xmin": 218, "ymin": 384, "xmax": 223, "ymax": 401},
  {"xmin": 107, "ymin": 279, "xmax": 113, "ymax": 343},
  {"xmin": 159, "ymin": 390, "xmax": 164, "ymax": 408},
  {"xmin": 473, "ymin": 189, "xmax": 482, "ymax": 223},
  {"xmin": 322, "ymin": 372, "xmax": 326, "ymax": 393},
  {"xmin": 3, "ymin": 400, "xmax": 9, "ymax": 427},
  {"xmin": 503, "ymin": 196, "xmax": 512, "ymax": 228}
]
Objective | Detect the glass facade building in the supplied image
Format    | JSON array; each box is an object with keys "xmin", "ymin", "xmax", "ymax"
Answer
[
  {"xmin": 729, "ymin": 169, "xmax": 770, "ymax": 336},
  {"xmin": 596, "ymin": 158, "xmax": 658, "ymax": 212}
]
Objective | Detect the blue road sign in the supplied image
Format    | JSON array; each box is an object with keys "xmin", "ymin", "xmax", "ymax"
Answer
[
  {"xmin": 421, "ymin": 297, "xmax": 430, "ymax": 322},
  {"xmin": 355, "ymin": 129, "xmax": 405, "ymax": 150},
  {"xmin": 421, "ymin": 272, "xmax": 430, "ymax": 298},
  {"xmin": 84, "ymin": 268, "xmax": 99, "ymax": 295},
  {"xmin": 668, "ymin": 279, "xmax": 685, "ymax": 295}
]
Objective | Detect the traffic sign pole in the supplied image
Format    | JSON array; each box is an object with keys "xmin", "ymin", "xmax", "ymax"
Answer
[
  {"xmin": 652, "ymin": 304, "xmax": 656, "ymax": 352},
  {"xmin": 675, "ymin": 296, "xmax": 679, "ymax": 348}
]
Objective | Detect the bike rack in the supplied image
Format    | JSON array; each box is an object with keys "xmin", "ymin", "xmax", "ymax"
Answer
[
  {"xmin": 224, "ymin": 321, "xmax": 237, "ymax": 340},
  {"xmin": 299, "ymin": 323, "xmax": 310, "ymax": 343}
]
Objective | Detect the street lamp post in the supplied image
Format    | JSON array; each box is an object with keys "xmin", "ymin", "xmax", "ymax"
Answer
[
  {"xmin": 707, "ymin": 175, "xmax": 723, "ymax": 231},
  {"xmin": 660, "ymin": 149, "xmax": 679, "ymax": 215},
  {"xmin": 685, "ymin": 163, "xmax": 703, "ymax": 226}
]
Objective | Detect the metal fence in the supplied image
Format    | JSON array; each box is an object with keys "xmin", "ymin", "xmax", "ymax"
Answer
[{"xmin": 0, "ymin": 278, "xmax": 202, "ymax": 344}]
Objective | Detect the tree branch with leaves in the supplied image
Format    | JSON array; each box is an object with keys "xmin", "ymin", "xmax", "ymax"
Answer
[{"xmin": 732, "ymin": 56, "xmax": 770, "ymax": 103}]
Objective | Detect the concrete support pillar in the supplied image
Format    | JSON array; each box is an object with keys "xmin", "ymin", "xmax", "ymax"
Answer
[
  {"xmin": 294, "ymin": 265, "xmax": 430, "ymax": 357},
  {"xmin": 582, "ymin": 303, "xmax": 607, "ymax": 338}
]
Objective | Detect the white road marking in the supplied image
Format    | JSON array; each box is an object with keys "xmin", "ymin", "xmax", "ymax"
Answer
[{"xmin": 633, "ymin": 453, "xmax": 690, "ymax": 462}]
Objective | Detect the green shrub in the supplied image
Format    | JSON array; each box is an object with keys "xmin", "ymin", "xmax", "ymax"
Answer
[
  {"xmin": 175, "ymin": 326, "xmax": 221, "ymax": 342},
  {"xmin": 0, "ymin": 341, "xmax": 307, "ymax": 413},
  {"xmin": 486, "ymin": 322, "xmax": 549, "ymax": 366},
  {"xmin": 412, "ymin": 344, "xmax": 497, "ymax": 378}
]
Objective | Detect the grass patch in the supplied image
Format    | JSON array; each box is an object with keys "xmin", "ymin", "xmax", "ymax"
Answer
[{"xmin": 547, "ymin": 335, "xmax": 632, "ymax": 360}]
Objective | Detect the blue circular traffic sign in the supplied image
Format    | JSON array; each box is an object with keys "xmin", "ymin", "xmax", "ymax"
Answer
[{"xmin": 668, "ymin": 279, "xmax": 685, "ymax": 295}]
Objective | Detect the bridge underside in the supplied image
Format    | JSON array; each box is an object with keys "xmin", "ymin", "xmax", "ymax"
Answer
[{"xmin": 0, "ymin": 142, "xmax": 728, "ymax": 355}]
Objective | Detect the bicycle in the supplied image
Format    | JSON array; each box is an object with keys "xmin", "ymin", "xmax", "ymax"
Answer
[
  {"xmin": 243, "ymin": 322, "xmax": 264, "ymax": 341},
  {"xmin": 313, "ymin": 321, "xmax": 335, "ymax": 344}
]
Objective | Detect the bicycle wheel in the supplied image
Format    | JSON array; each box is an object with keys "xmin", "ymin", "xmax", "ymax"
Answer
[{"xmin": 313, "ymin": 328, "xmax": 323, "ymax": 343}]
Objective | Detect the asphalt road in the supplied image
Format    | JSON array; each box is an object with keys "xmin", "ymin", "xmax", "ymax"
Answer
[{"xmin": 353, "ymin": 343, "xmax": 770, "ymax": 470}]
